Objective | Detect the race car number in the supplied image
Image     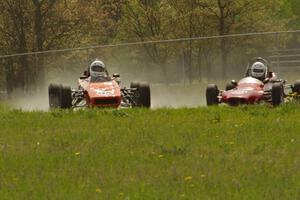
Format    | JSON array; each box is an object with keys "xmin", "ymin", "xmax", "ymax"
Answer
[
  {"xmin": 231, "ymin": 90, "xmax": 249, "ymax": 95},
  {"xmin": 93, "ymin": 88, "xmax": 114, "ymax": 96}
]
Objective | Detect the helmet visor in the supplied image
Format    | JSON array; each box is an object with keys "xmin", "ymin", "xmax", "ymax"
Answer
[
  {"xmin": 253, "ymin": 68, "xmax": 264, "ymax": 73},
  {"xmin": 91, "ymin": 65, "xmax": 104, "ymax": 72}
]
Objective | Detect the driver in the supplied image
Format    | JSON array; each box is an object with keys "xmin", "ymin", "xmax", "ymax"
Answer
[
  {"xmin": 248, "ymin": 58, "xmax": 277, "ymax": 82},
  {"xmin": 89, "ymin": 59, "xmax": 109, "ymax": 82},
  {"xmin": 250, "ymin": 61, "xmax": 268, "ymax": 81}
]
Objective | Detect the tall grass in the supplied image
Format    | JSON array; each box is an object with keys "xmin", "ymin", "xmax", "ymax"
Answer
[{"xmin": 0, "ymin": 105, "xmax": 300, "ymax": 199}]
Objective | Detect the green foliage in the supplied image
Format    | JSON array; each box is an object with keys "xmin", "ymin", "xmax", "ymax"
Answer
[
  {"xmin": 0, "ymin": 0, "xmax": 298, "ymax": 92},
  {"xmin": 0, "ymin": 105, "xmax": 300, "ymax": 199},
  {"xmin": 279, "ymin": 0, "xmax": 300, "ymax": 29}
]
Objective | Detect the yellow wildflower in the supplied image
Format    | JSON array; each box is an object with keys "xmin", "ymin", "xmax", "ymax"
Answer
[{"xmin": 96, "ymin": 188, "xmax": 102, "ymax": 193}]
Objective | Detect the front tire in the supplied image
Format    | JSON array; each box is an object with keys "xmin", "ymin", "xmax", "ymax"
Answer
[
  {"xmin": 61, "ymin": 86, "xmax": 72, "ymax": 109},
  {"xmin": 206, "ymin": 84, "xmax": 219, "ymax": 106},
  {"xmin": 271, "ymin": 82, "xmax": 284, "ymax": 106}
]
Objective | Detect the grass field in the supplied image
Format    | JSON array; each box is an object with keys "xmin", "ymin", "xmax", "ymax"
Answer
[{"xmin": 1, "ymin": 104, "xmax": 300, "ymax": 199}]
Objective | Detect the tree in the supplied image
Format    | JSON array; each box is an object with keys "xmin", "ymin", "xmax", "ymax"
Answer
[
  {"xmin": 0, "ymin": 0, "xmax": 31, "ymax": 93},
  {"xmin": 198, "ymin": 0, "xmax": 284, "ymax": 78},
  {"xmin": 165, "ymin": 0, "xmax": 202, "ymax": 82},
  {"xmin": 277, "ymin": 0, "xmax": 300, "ymax": 48},
  {"xmin": 120, "ymin": 0, "xmax": 176, "ymax": 82},
  {"xmin": 0, "ymin": 0, "xmax": 93, "ymax": 93},
  {"xmin": 0, "ymin": 0, "xmax": 294, "ymax": 94}
]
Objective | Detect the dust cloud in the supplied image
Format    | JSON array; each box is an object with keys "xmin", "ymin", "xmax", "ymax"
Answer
[
  {"xmin": 8, "ymin": 83, "xmax": 208, "ymax": 111},
  {"xmin": 8, "ymin": 71, "xmax": 80, "ymax": 111},
  {"xmin": 9, "ymin": 89, "xmax": 49, "ymax": 111},
  {"xmin": 151, "ymin": 83, "xmax": 206, "ymax": 108}
]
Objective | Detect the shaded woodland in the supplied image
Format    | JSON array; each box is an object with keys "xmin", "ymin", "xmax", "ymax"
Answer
[{"xmin": 0, "ymin": 0, "xmax": 299, "ymax": 94}]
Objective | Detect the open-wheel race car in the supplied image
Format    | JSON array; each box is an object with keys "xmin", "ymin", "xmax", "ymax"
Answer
[
  {"xmin": 48, "ymin": 60, "xmax": 151, "ymax": 109},
  {"xmin": 206, "ymin": 57, "xmax": 300, "ymax": 106}
]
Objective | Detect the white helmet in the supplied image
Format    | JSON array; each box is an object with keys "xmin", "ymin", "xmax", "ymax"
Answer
[
  {"xmin": 89, "ymin": 60, "xmax": 107, "ymax": 77},
  {"xmin": 250, "ymin": 62, "xmax": 267, "ymax": 80}
]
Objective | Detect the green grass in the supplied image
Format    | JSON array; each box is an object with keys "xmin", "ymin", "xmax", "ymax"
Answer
[{"xmin": 0, "ymin": 104, "xmax": 300, "ymax": 199}]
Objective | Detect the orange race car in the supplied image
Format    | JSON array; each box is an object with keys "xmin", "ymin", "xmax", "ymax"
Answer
[
  {"xmin": 48, "ymin": 59, "xmax": 150, "ymax": 109},
  {"xmin": 206, "ymin": 57, "xmax": 300, "ymax": 106}
]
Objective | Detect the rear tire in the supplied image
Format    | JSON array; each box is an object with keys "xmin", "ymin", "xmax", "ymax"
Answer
[
  {"xmin": 138, "ymin": 82, "xmax": 151, "ymax": 108},
  {"xmin": 130, "ymin": 81, "xmax": 140, "ymax": 89},
  {"xmin": 206, "ymin": 84, "xmax": 219, "ymax": 106},
  {"xmin": 271, "ymin": 82, "xmax": 284, "ymax": 106},
  {"xmin": 49, "ymin": 84, "xmax": 61, "ymax": 109},
  {"xmin": 132, "ymin": 82, "xmax": 151, "ymax": 108},
  {"xmin": 48, "ymin": 84, "xmax": 72, "ymax": 109}
]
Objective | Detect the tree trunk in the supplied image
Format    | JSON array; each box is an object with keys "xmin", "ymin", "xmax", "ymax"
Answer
[
  {"xmin": 4, "ymin": 58, "xmax": 14, "ymax": 97},
  {"xmin": 33, "ymin": 0, "xmax": 45, "ymax": 90},
  {"xmin": 197, "ymin": 47, "xmax": 202, "ymax": 82},
  {"xmin": 220, "ymin": 38, "xmax": 228, "ymax": 79},
  {"xmin": 183, "ymin": 45, "xmax": 193, "ymax": 83},
  {"xmin": 18, "ymin": 23, "xmax": 29, "ymax": 92},
  {"xmin": 18, "ymin": 55, "xmax": 29, "ymax": 92},
  {"xmin": 218, "ymin": 0, "xmax": 227, "ymax": 79}
]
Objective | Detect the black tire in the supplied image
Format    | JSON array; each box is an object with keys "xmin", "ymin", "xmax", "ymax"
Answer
[
  {"xmin": 136, "ymin": 82, "xmax": 151, "ymax": 108},
  {"xmin": 293, "ymin": 80, "xmax": 300, "ymax": 93},
  {"xmin": 206, "ymin": 84, "xmax": 219, "ymax": 106},
  {"xmin": 271, "ymin": 82, "xmax": 284, "ymax": 106},
  {"xmin": 132, "ymin": 82, "xmax": 150, "ymax": 108},
  {"xmin": 292, "ymin": 80, "xmax": 300, "ymax": 102},
  {"xmin": 61, "ymin": 86, "xmax": 72, "ymax": 109},
  {"xmin": 130, "ymin": 81, "xmax": 140, "ymax": 89},
  {"xmin": 225, "ymin": 83, "xmax": 235, "ymax": 91},
  {"xmin": 131, "ymin": 81, "xmax": 140, "ymax": 107},
  {"xmin": 49, "ymin": 84, "xmax": 72, "ymax": 109},
  {"xmin": 49, "ymin": 84, "xmax": 61, "ymax": 109}
]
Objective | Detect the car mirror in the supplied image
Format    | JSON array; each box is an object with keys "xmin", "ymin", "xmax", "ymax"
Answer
[
  {"xmin": 263, "ymin": 78, "xmax": 269, "ymax": 84},
  {"xmin": 231, "ymin": 80, "xmax": 237, "ymax": 86},
  {"xmin": 113, "ymin": 73, "xmax": 120, "ymax": 78}
]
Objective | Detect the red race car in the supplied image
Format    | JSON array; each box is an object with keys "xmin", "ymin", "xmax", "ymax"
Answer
[
  {"xmin": 48, "ymin": 59, "xmax": 150, "ymax": 109},
  {"xmin": 206, "ymin": 57, "xmax": 300, "ymax": 106}
]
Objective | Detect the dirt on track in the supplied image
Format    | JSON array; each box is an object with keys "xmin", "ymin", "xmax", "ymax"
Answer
[
  {"xmin": 9, "ymin": 89, "xmax": 49, "ymax": 111},
  {"xmin": 151, "ymin": 83, "xmax": 206, "ymax": 108}
]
